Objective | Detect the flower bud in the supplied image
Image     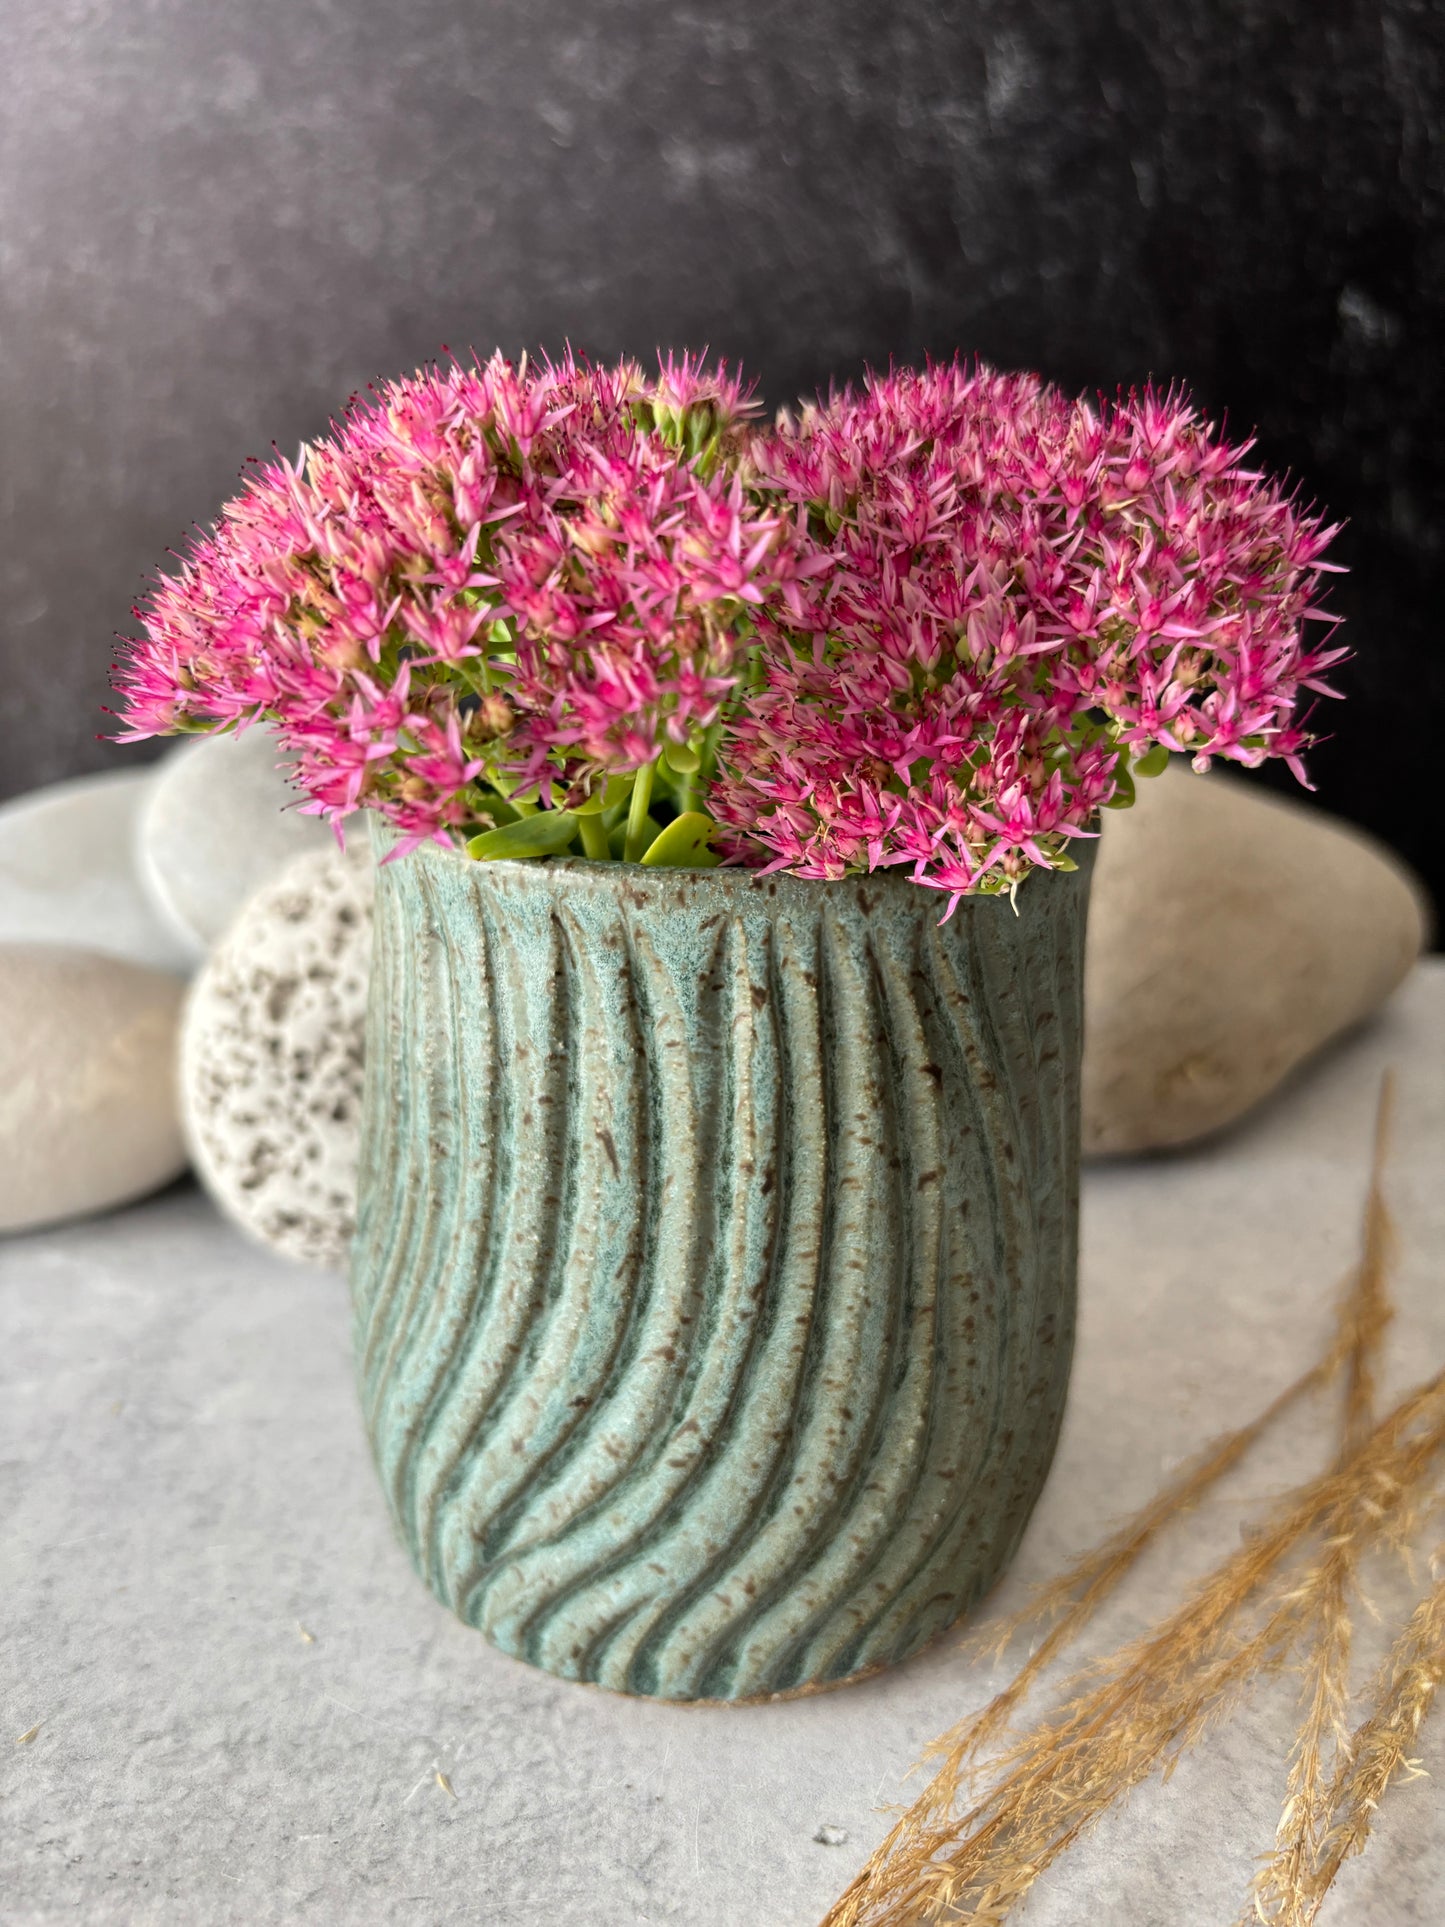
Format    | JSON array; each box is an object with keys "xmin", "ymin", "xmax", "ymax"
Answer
[{"xmin": 470, "ymin": 693, "xmax": 515, "ymax": 738}]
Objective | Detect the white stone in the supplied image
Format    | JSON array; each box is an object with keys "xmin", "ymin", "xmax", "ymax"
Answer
[
  {"xmin": 136, "ymin": 730, "xmax": 332, "ymax": 960},
  {"xmin": 0, "ymin": 943, "xmax": 188, "ymax": 1233},
  {"xmin": 1083, "ymin": 764, "xmax": 1431, "ymax": 1156},
  {"xmin": 180, "ymin": 842, "xmax": 373, "ymax": 1268},
  {"xmin": 0, "ymin": 769, "xmax": 193, "ymax": 973}
]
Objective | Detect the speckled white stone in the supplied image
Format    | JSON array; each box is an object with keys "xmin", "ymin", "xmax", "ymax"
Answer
[
  {"xmin": 179, "ymin": 842, "xmax": 373, "ymax": 1267},
  {"xmin": 0, "ymin": 769, "xmax": 194, "ymax": 973},
  {"xmin": 0, "ymin": 943, "xmax": 187, "ymax": 1233},
  {"xmin": 1083, "ymin": 765, "xmax": 1431, "ymax": 1156},
  {"xmin": 136, "ymin": 730, "xmax": 332, "ymax": 960}
]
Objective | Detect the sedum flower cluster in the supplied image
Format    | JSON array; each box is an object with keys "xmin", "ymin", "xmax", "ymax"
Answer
[
  {"xmin": 117, "ymin": 351, "xmax": 806, "ymax": 861},
  {"xmin": 116, "ymin": 351, "xmax": 1344, "ymax": 907},
  {"xmin": 709, "ymin": 362, "xmax": 1344, "ymax": 907}
]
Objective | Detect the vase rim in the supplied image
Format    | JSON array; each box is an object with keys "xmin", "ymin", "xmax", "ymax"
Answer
[{"xmin": 368, "ymin": 816, "xmax": 1095, "ymax": 921}]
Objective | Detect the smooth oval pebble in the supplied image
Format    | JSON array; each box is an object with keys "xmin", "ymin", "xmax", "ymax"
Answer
[
  {"xmin": 136, "ymin": 730, "xmax": 332, "ymax": 960},
  {"xmin": 180, "ymin": 843, "xmax": 373, "ymax": 1268},
  {"xmin": 0, "ymin": 944, "xmax": 188, "ymax": 1233},
  {"xmin": 0, "ymin": 769, "xmax": 194, "ymax": 973},
  {"xmin": 1083, "ymin": 765, "xmax": 1431, "ymax": 1155}
]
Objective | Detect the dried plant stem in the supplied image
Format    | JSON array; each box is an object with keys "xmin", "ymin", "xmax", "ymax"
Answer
[
  {"xmin": 821, "ymin": 1072, "xmax": 1443, "ymax": 1927},
  {"xmin": 1337, "ymin": 1075, "xmax": 1397, "ymax": 1449},
  {"xmin": 1298, "ymin": 1574, "xmax": 1445, "ymax": 1924},
  {"xmin": 1240, "ymin": 1075, "xmax": 1397, "ymax": 1927},
  {"xmin": 832, "ymin": 1078, "xmax": 1404, "ymax": 1927},
  {"xmin": 1243, "ymin": 1558, "xmax": 1355, "ymax": 1927},
  {"xmin": 950, "ymin": 1076, "xmax": 1398, "ymax": 1791},
  {"xmin": 936, "ymin": 1382, "xmax": 1445, "ymax": 1926},
  {"xmin": 913, "ymin": 1356, "xmax": 1342, "ymax": 1821},
  {"xmin": 823, "ymin": 1366, "xmax": 1445, "ymax": 1927}
]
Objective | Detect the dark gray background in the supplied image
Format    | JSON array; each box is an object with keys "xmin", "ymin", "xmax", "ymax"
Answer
[{"xmin": 3, "ymin": 1, "xmax": 1440, "ymax": 917}]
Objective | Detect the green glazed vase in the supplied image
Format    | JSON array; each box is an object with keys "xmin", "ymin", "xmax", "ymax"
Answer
[{"xmin": 351, "ymin": 832, "xmax": 1092, "ymax": 1702}]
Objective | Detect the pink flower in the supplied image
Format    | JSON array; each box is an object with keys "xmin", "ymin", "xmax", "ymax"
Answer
[
  {"xmin": 710, "ymin": 358, "xmax": 1342, "ymax": 910},
  {"xmin": 114, "ymin": 349, "xmax": 1343, "ymax": 905},
  {"xmin": 115, "ymin": 351, "xmax": 802, "ymax": 842}
]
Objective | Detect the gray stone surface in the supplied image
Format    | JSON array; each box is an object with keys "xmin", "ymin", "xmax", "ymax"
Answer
[
  {"xmin": 136, "ymin": 733, "xmax": 332, "ymax": 962},
  {"xmin": 0, "ymin": 944, "xmax": 188, "ymax": 1236},
  {"xmin": 180, "ymin": 843, "xmax": 372, "ymax": 1268},
  {"xmin": 3, "ymin": 963, "xmax": 1443, "ymax": 1926},
  {"xmin": 0, "ymin": 771, "xmax": 193, "ymax": 974}
]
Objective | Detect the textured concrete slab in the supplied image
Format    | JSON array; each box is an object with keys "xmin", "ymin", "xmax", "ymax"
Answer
[{"xmin": 3, "ymin": 963, "xmax": 1444, "ymax": 1926}]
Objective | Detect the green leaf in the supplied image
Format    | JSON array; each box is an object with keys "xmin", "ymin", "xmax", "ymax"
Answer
[
  {"xmin": 572, "ymin": 773, "xmax": 633, "ymax": 817},
  {"xmin": 623, "ymin": 759, "xmax": 659, "ymax": 863},
  {"xmin": 470, "ymin": 794, "xmax": 520, "ymax": 831},
  {"xmin": 466, "ymin": 812, "xmax": 579, "ymax": 861},
  {"xmin": 661, "ymin": 739, "xmax": 701, "ymax": 778},
  {"xmin": 1104, "ymin": 763, "xmax": 1136, "ymax": 810},
  {"xmin": 576, "ymin": 813, "xmax": 612, "ymax": 861},
  {"xmin": 639, "ymin": 811, "xmax": 721, "ymax": 869},
  {"xmin": 1132, "ymin": 743, "xmax": 1171, "ymax": 779},
  {"xmin": 609, "ymin": 813, "xmax": 661, "ymax": 860}
]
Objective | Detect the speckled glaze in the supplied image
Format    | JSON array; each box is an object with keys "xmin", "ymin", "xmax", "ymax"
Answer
[{"xmin": 351, "ymin": 833, "xmax": 1092, "ymax": 1702}]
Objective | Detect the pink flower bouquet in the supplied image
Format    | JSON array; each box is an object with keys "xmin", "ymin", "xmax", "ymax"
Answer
[{"xmin": 115, "ymin": 349, "xmax": 1343, "ymax": 917}]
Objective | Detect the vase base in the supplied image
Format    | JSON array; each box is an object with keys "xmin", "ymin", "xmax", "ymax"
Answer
[{"xmin": 457, "ymin": 1590, "xmax": 989, "ymax": 1708}]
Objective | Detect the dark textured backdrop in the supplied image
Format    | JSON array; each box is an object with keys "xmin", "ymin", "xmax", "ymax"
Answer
[{"xmin": 3, "ymin": 1, "xmax": 1441, "ymax": 915}]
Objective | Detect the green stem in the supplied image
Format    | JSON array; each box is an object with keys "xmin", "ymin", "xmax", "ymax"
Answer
[
  {"xmin": 578, "ymin": 813, "xmax": 611, "ymax": 861},
  {"xmin": 624, "ymin": 758, "xmax": 657, "ymax": 863}
]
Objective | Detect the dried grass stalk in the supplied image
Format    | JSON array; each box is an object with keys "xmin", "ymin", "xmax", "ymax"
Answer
[
  {"xmin": 822, "ymin": 1073, "xmax": 1442, "ymax": 1927},
  {"xmin": 907, "ymin": 1354, "xmax": 1344, "ymax": 1837},
  {"xmin": 1299, "ymin": 1573, "xmax": 1445, "ymax": 1923},
  {"xmin": 923, "ymin": 1077, "xmax": 1401, "ymax": 1830},
  {"xmin": 826, "ymin": 1365, "xmax": 1445, "ymax": 1927},
  {"xmin": 1239, "ymin": 1074, "xmax": 1397, "ymax": 1927}
]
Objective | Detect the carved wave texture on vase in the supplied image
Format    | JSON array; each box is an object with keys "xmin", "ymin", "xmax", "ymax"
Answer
[{"xmin": 351, "ymin": 848, "xmax": 1088, "ymax": 1701}]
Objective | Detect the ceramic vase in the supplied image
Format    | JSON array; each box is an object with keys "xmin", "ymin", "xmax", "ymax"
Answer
[{"xmin": 350, "ymin": 834, "xmax": 1092, "ymax": 1701}]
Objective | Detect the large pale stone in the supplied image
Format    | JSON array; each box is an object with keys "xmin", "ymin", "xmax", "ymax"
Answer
[
  {"xmin": 136, "ymin": 730, "xmax": 331, "ymax": 960},
  {"xmin": 0, "ymin": 769, "xmax": 193, "ymax": 973},
  {"xmin": 1083, "ymin": 765, "xmax": 1431, "ymax": 1155},
  {"xmin": 0, "ymin": 944, "xmax": 188, "ymax": 1233},
  {"xmin": 180, "ymin": 843, "xmax": 373, "ymax": 1268}
]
